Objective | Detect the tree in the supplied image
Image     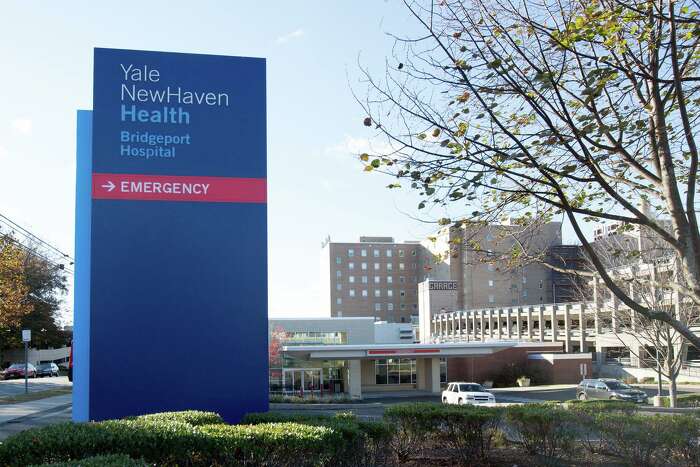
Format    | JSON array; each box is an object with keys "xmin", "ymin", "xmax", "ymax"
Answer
[
  {"xmin": 0, "ymin": 235, "xmax": 32, "ymax": 331},
  {"xmin": 0, "ymin": 235, "xmax": 68, "ymax": 360},
  {"xmin": 358, "ymin": 0, "xmax": 700, "ymax": 347}
]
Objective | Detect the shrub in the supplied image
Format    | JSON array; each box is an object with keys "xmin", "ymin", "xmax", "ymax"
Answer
[
  {"xmin": 503, "ymin": 405, "xmax": 577, "ymax": 465},
  {"xmin": 660, "ymin": 393, "xmax": 700, "ymax": 408},
  {"xmin": 563, "ymin": 399, "xmax": 639, "ymax": 413},
  {"xmin": 0, "ymin": 416, "xmax": 347, "ymax": 467},
  {"xmin": 640, "ymin": 376, "xmax": 656, "ymax": 384},
  {"xmin": 385, "ymin": 402, "xmax": 500, "ymax": 465},
  {"xmin": 593, "ymin": 412, "xmax": 688, "ymax": 466},
  {"xmin": 200, "ymin": 422, "xmax": 340, "ymax": 466},
  {"xmin": 243, "ymin": 412, "xmax": 392, "ymax": 466},
  {"xmin": 135, "ymin": 410, "xmax": 224, "ymax": 426},
  {"xmin": 31, "ymin": 454, "xmax": 148, "ymax": 467}
]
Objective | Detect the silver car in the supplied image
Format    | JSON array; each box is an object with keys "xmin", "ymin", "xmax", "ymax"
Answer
[{"xmin": 576, "ymin": 378, "xmax": 648, "ymax": 403}]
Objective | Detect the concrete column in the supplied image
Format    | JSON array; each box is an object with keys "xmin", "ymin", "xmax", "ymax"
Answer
[
  {"xmin": 463, "ymin": 312, "xmax": 469, "ymax": 340},
  {"xmin": 595, "ymin": 342, "xmax": 605, "ymax": 368},
  {"xmin": 538, "ymin": 306, "xmax": 544, "ymax": 342},
  {"xmin": 578, "ymin": 304, "xmax": 587, "ymax": 353},
  {"xmin": 563, "ymin": 304, "xmax": 571, "ymax": 352},
  {"xmin": 348, "ymin": 360, "xmax": 362, "ymax": 399},
  {"xmin": 551, "ymin": 306, "xmax": 558, "ymax": 343},
  {"xmin": 527, "ymin": 307, "xmax": 533, "ymax": 340},
  {"xmin": 429, "ymin": 357, "xmax": 441, "ymax": 393},
  {"xmin": 516, "ymin": 308, "xmax": 522, "ymax": 340},
  {"xmin": 489, "ymin": 309, "xmax": 495, "ymax": 339},
  {"xmin": 480, "ymin": 310, "xmax": 485, "ymax": 342},
  {"xmin": 496, "ymin": 309, "xmax": 502, "ymax": 340},
  {"xmin": 506, "ymin": 308, "xmax": 512, "ymax": 339}
]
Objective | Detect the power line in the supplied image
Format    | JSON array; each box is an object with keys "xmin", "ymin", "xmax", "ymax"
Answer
[
  {"xmin": 0, "ymin": 213, "xmax": 74, "ymax": 263},
  {"xmin": 0, "ymin": 213, "xmax": 74, "ymax": 275}
]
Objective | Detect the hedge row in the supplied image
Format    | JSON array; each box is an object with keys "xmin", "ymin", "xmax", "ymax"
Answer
[
  {"xmin": 1, "ymin": 411, "xmax": 390, "ymax": 467},
  {"xmin": 5, "ymin": 403, "xmax": 700, "ymax": 467},
  {"xmin": 660, "ymin": 393, "xmax": 700, "ymax": 408}
]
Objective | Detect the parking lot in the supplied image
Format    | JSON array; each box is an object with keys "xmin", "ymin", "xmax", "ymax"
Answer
[{"xmin": 0, "ymin": 376, "xmax": 72, "ymax": 397}]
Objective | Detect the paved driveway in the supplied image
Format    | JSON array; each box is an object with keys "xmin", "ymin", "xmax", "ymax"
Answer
[{"xmin": 0, "ymin": 376, "xmax": 71, "ymax": 397}]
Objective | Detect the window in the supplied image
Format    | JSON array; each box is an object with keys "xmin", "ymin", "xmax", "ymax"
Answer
[
  {"xmin": 386, "ymin": 249, "xmax": 392, "ymax": 257},
  {"xmin": 400, "ymin": 304, "xmax": 406, "ymax": 310},
  {"xmin": 374, "ymin": 289, "xmax": 381, "ymax": 297},
  {"xmin": 488, "ymin": 294, "xmax": 495, "ymax": 303},
  {"xmin": 539, "ymin": 280, "xmax": 543, "ymax": 289},
  {"xmin": 387, "ymin": 263, "xmax": 393, "ymax": 271},
  {"xmin": 399, "ymin": 249, "xmax": 405, "ymax": 257},
  {"xmin": 348, "ymin": 262, "xmax": 355, "ymax": 270},
  {"xmin": 374, "ymin": 276, "xmax": 381, "ymax": 284},
  {"xmin": 399, "ymin": 263, "xmax": 405, "ymax": 271},
  {"xmin": 336, "ymin": 270, "xmax": 342, "ymax": 278},
  {"xmin": 400, "ymin": 276, "xmax": 406, "ymax": 284},
  {"xmin": 411, "ymin": 249, "xmax": 417, "ymax": 256},
  {"xmin": 349, "ymin": 289, "xmax": 356, "ymax": 297},
  {"xmin": 362, "ymin": 289, "xmax": 368, "ymax": 297},
  {"xmin": 374, "ymin": 263, "xmax": 380, "ymax": 271},
  {"xmin": 373, "ymin": 249, "xmax": 380, "ymax": 257},
  {"xmin": 411, "ymin": 263, "xmax": 416, "ymax": 269},
  {"xmin": 336, "ymin": 256, "xmax": 342, "ymax": 264},
  {"xmin": 375, "ymin": 303, "xmax": 382, "ymax": 311},
  {"xmin": 400, "ymin": 290, "xmax": 406, "ymax": 297},
  {"xmin": 336, "ymin": 283, "xmax": 342, "ymax": 291},
  {"xmin": 362, "ymin": 276, "xmax": 368, "ymax": 284},
  {"xmin": 488, "ymin": 280, "xmax": 494, "ymax": 287},
  {"xmin": 375, "ymin": 358, "xmax": 416, "ymax": 385},
  {"xmin": 336, "ymin": 298, "xmax": 342, "ymax": 305},
  {"xmin": 348, "ymin": 248, "xmax": 354, "ymax": 257},
  {"xmin": 387, "ymin": 290, "xmax": 393, "ymax": 298},
  {"xmin": 349, "ymin": 276, "xmax": 355, "ymax": 283},
  {"xmin": 362, "ymin": 262, "xmax": 367, "ymax": 270},
  {"xmin": 523, "ymin": 290, "xmax": 528, "ymax": 298},
  {"xmin": 388, "ymin": 303, "xmax": 394, "ymax": 311},
  {"xmin": 485, "ymin": 232, "xmax": 494, "ymax": 241},
  {"xmin": 361, "ymin": 249, "xmax": 367, "ymax": 257},
  {"xmin": 387, "ymin": 276, "xmax": 393, "ymax": 284},
  {"xmin": 488, "ymin": 264, "xmax": 495, "ymax": 272},
  {"xmin": 522, "ymin": 276, "xmax": 527, "ymax": 284}
]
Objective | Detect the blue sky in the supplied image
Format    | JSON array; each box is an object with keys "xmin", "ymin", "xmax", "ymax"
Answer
[{"xmin": 0, "ymin": 1, "xmax": 446, "ymax": 320}]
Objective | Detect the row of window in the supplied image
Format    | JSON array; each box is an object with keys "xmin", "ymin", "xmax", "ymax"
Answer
[
  {"xmin": 336, "ymin": 288, "xmax": 408, "ymax": 298},
  {"xmin": 347, "ymin": 248, "xmax": 417, "ymax": 258},
  {"xmin": 374, "ymin": 358, "xmax": 447, "ymax": 385},
  {"xmin": 334, "ymin": 273, "xmax": 413, "ymax": 284},
  {"xmin": 335, "ymin": 300, "xmax": 417, "ymax": 312},
  {"xmin": 335, "ymin": 260, "xmax": 417, "ymax": 271}
]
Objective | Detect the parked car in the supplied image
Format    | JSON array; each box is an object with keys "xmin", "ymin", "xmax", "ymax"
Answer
[
  {"xmin": 36, "ymin": 363, "xmax": 60, "ymax": 378},
  {"xmin": 2, "ymin": 363, "xmax": 37, "ymax": 379},
  {"xmin": 442, "ymin": 382, "xmax": 496, "ymax": 406},
  {"xmin": 577, "ymin": 378, "xmax": 648, "ymax": 403}
]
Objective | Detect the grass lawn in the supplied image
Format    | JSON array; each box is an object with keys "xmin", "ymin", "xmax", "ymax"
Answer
[{"xmin": 0, "ymin": 388, "xmax": 71, "ymax": 405}]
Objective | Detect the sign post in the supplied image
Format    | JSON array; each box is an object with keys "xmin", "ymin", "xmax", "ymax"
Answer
[
  {"xmin": 22, "ymin": 329, "xmax": 31, "ymax": 394},
  {"xmin": 74, "ymin": 48, "xmax": 268, "ymax": 422}
]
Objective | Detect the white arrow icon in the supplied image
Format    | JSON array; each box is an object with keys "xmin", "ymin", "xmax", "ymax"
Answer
[{"xmin": 101, "ymin": 181, "xmax": 115, "ymax": 192}]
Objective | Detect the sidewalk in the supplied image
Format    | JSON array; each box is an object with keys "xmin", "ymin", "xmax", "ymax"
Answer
[{"xmin": 0, "ymin": 394, "xmax": 72, "ymax": 425}]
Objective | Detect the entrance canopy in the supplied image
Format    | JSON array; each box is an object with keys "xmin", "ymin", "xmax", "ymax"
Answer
[{"xmin": 282, "ymin": 341, "xmax": 561, "ymax": 360}]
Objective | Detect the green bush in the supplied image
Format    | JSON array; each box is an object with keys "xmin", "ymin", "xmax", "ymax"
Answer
[
  {"xmin": 135, "ymin": 409, "xmax": 224, "ymax": 426},
  {"xmin": 564, "ymin": 399, "xmax": 639, "ymax": 413},
  {"xmin": 32, "ymin": 454, "xmax": 148, "ymax": 467},
  {"xmin": 593, "ymin": 412, "xmax": 688, "ymax": 466},
  {"xmin": 243, "ymin": 411, "xmax": 392, "ymax": 466},
  {"xmin": 660, "ymin": 393, "xmax": 700, "ymax": 408},
  {"xmin": 503, "ymin": 405, "xmax": 577, "ymax": 465},
  {"xmin": 0, "ymin": 415, "xmax": 348, "ymax": 467},
  {"xmin": 385, "ymin": 402, "xmax": 500, "ymax": 465}
]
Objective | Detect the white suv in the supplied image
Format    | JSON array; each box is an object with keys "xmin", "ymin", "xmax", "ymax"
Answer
[{"xmin": 442, "ymin": 382, "xmax": 496, "ymax": 406}]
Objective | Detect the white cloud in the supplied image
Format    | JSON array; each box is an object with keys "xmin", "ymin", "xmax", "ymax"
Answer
[
  {"xmin": 275, "ymin": 28, "xmax": 304, "ymax": 44},
  {"xmin": 11, "ymin": 118, "xmax": 32, "ymax": 135},
  {"xmin": 0, "ymin": 146, "xmax": 7, "ymax": 158}
]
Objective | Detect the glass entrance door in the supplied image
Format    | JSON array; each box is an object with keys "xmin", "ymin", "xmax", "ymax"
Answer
[{"xmin": 283, "ymin": 369, "xmax": 323, "ymax": 395}]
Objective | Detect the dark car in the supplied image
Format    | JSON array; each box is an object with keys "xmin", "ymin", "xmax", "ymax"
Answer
[
  {"xmin": 577, "ymin": 378, "xmax": 648, "ymax": 403},
  {"xmin": 36, "ymin": 363, "xmax": 59, "ymax": 377},
  {"xmin": 2, "ymin": 363, "xmax": 37, "ymax": 379}
]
